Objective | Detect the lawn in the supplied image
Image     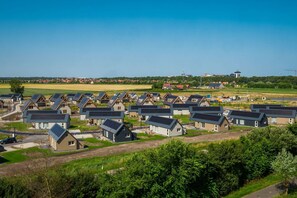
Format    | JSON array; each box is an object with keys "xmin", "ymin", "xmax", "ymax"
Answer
[
  {"xmin": 0, "ymin": 147, "xmax": 54, "ymax": 164},
  {"xmin": 225, "ymin": 174, "xmax": 282, "ymax": 198},
  {"xmin": 2, "ymin": 122, "xmax": 32, "ymax": 132},
  {"xmin": 61, "ymin": 152, "xmax": 135, "ymax": 174},
  {"xmin": 173, "ymin": 115, "xmax": 192, "ymax": 124},
  {"xmin": 184, "ymin": 129, "xmax": 214, "ymax": 137},
  {"xmin": 82, "ymin": 138, "xmax": 114, "ymax": 149},
  {"xmin": 229, "ymin": 125, "xmax": 254, "ymax": 132},
  {"xmin": 124, "ymin": 116, "xmax": 149, "ymax": 127},
  {"xmin": 135, "ymin": 133, "xmax": 166, "ymax": 142},
  {"xmin": 69, "ymin": 118, "xmax": 99, "ymax": 132}
]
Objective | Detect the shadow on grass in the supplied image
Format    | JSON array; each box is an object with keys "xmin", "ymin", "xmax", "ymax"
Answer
[{"xmin": 0, "ymin": 156, "xmax": 9, "ymax": 164}]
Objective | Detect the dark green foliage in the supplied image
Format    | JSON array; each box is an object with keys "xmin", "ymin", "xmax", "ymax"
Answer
[
  {"xmin": 98, "ymin": 140, "xmax": 207, "ymax": 198},
  {"xmin": 206, "ymin": 141, "xmax": 245, "ymax": 195},
  {"xmin": 288, "ymin": 123, "xmax": 297, "ymax": 136},
  {"xmin": 9, "ymin": 79, "xmax": 24, "ymax": 94},
  {"xmin": 0, "ymin": 178, "xmax": 31, "ymax": 198},
  {"xmin": 1, "ymin": 125, "xmax": 297, "ymax": 197}
]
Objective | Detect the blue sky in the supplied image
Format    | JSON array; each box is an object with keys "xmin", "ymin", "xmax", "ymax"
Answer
[{"xmin": 0, "ymin": 0, "xmax": 297, "ymax": 77}]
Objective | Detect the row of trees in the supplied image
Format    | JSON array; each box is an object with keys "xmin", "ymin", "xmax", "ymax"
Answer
[
  {"xmin": 2, "ymin": 76, "xmax": 297, "ymax": 89},
  {"xmin": 0, "ymin": 124, "xmax": 297, "ymax": 197}
]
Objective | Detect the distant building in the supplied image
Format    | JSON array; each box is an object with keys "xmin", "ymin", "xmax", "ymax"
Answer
[
  {"xmin": 162, "ymin": 83, "xmax": 173, "ymax": 90},
  {"xmin": 234, "ymin": 70, "xmax": 241, "ymax": 78},
  {"xmin": 208, "ymin": 83, "xmax": 224, "ymax": 89}
]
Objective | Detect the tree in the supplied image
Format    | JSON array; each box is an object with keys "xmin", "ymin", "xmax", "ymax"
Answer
[
  {"xmin": 9, "ymin": 79, "xmax": 24, "ymax": 94},
  {"xmin": 271, "ymin": 149, "xmax": 297, "ymax": 195}
]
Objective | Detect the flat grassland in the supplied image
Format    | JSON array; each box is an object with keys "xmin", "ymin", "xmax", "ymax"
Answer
[{"xmin": 0, "ymin": 84, "xmax": 151, "ymax": 91}]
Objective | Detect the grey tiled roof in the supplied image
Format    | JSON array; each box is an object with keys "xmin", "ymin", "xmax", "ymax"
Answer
[
  {"xmin": 101, "ymin": 119, "xmax": 124, "ymax": 134},
  {"xmin": 190, "ymin": 113, "xmax": 226, "ymax": 125},
  {"xmin": 146, "ymin": 116, "xmax": 178, "ymax": 130},
  {"xmin": 48, "ymin": 124, "xmax": 67, "ymax": 142}
]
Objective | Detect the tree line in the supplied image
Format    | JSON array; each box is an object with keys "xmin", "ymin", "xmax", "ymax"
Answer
[
  {"xmin": 1, "ymin": 76, "xmax": 297, "ymax": 89},
  {"xmin": 0, "ymin": 124, "xmax": 297, "ymax": 198}
]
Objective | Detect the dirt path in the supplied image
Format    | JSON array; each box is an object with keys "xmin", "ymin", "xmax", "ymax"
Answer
[{"xmin": 0, "ymin": 131, "xmax": 248, "ymax": 176}]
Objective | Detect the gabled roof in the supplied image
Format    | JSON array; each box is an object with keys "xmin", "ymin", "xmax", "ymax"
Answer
[
  {"xmin": 138, "ymin": 108, "xmax": 172, "ymax": 116},
  {"xmin": 228, "ymin": 110, "xmax": 265, "ymax": 121},
  {"xmin": 128, "ymin": 105, "xmax": 160, "ymax": 112},
  {"xmin": 250, "ymin": 104, "xmax": 283, "ymax": 110},
  {"xmin": 51, "ymin": 98, "xmax": 65, "ymax": 110},
  {"xmin": 108, "ymin": 97, "xmax": 123, "ymax": 107},
  {"xmin": 268, "ymin": 106, "xmax": 297, "ymax": 111},
  {"xmin": 0, "ymin": 94, "xmax": 22, "ymax": 100},
  {"xmin": 48, "ymin": 124, "xmax": 68, "ymax": 142},
  {"xmin": 163, "ymin": 95, "xmax": 183, "ymax": 105},
  {"xmin": 209, "ymin": 83, "xmax": 223, "ymax": 88},
  {"xmin": 49, "ymin": 93, "xmax": 64, "ymax": 102},
  {"xmin": 190, "ymin": 106, "xmax": 224, "ymax": 114},
  {"xmin": 73, "ymin": 93, "xmax": 84, "ymax": 101},
  {"xmin": 21, "ymin": 99, "xmax": 38, "ymax": 112},
  {"xmin": 118, "ymin": 92, "xmax": 130, "ymax": 100},
  {"xmin": 96, "ymin": 92, "xmax": 109, "ymax": 100},
  {"xmin": 27, "ymin": 113, "xmax": 70, "ymax": 123},
  {"xmin": 255, "ymin": 109, "xmax": 297, "ymax": 118},
  {"xmin": 80, "ymin": 107, "xmax": 113, "ymax": 115},
  {"xmin": 66, "ymin": 93, "xmax": 76, "ymax": 100},
  {"xmin": 23, "ymin": 110, "xmax": 60, "ymax": 118},
  {"xmin": 101, "ymin": 119, "xmax": 124, "ymax": 134},
  {"xmin": 31, "ymin": 94, "xmax": 45, "ymax": 103},
  {"xmin": 0, "ymin": 94, "xmax": 13, "ymax": 99},
  {"xmin": 84, "ymin": 93, "xmax": 93, "ymax": 98},
  {"xmin": 136, "ymin": 96, "xmax": 154, "ymax": 106},
  {"xmin": 185, "ymin": 94, "xmax": 205, "ymax": 104},
  {"xmin": 146, "ymin": 116, "xmax": 178, "ymax": 130},
  {"xmin": 78, "ymin": 97, "xmax": 92, "ymax": 109},
  {"xmin": 171, "ymin": 103, "xmax": 198, "ymax": 110},
  {"xmin": 86, "ymin": 111, "xmax": 124, "ymax": 119},
  {"xmin": 190, "ymin": 113, "xmax": 226, "ymax": 125},
  {"xmin": 152, "ymin": 92, "xmax": 160, "ymax": 97}
]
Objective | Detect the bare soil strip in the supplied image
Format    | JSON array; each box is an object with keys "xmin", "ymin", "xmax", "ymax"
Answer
[{"xmin": 0, "ymin": 131, "xmax": 248, "ymax": 176}]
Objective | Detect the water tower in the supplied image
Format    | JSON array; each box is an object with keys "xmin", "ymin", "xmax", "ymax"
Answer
[{"xmin": 234, "ymin": 70, "xmax": 241, "ymax": 78}]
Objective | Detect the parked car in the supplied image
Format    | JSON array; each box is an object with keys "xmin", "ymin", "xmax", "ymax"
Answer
[
  {"xmin": 0, "ymin": 137, "xmax": 17, "ymax": 144},
  {"xmin": 0, "ymin": 145, "xmax": 4, "ymax": 152}
]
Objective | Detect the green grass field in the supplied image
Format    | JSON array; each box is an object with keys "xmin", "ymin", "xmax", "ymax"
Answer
[
  {"xmin": 184, "ymin": 129, "xmax": 214, "ymax": 137},
  {"xmin": 2, "ymin": 122, "xmax": 31, "ymax": 132},
  {"xmin": 173, "ymin": 115, "xmax": 192, "ymax": 124},
  {"xmin": 82, "ymin": 138, "xmax": 114, "ymax": 149},
  {"xmin": 69, "ymin": 118, "xmax": 99, "ymax": 132},
  {"xmin": 61, "ymin": 152, "xmax": 135, "ymax": 174},
  {"xmin": 225, "ymin": 174, "xmax": 282, "ymax": 198},
  {"xmin": 0, "ymin": 147, "xmax": 55, "ymax": 164}
]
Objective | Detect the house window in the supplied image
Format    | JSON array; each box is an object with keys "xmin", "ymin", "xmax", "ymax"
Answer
[
  {"xmin": 68, "ymin": 141, "xmax": 75, "ymax": 146},
  {"xmin": 177, "ymin": 128, "xmax": 181, "ymax": 132},
  {"xmin": 239, "ymin": 120, "xmax": 245, "ymax": 125},
  {"xmin": 125, "ymin": 133, "xmax": 131, "ymax": 138},
  {"xmin": 201, "ymin": 122, "xmax": 205, "ymax": 128},
  {"xmin": 43, "ymin": 122, "xmax": 48, "ymax": 129},
  {"xmin": 117, "ymin": 106, "xmax": 121, "ymax": 110}
]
